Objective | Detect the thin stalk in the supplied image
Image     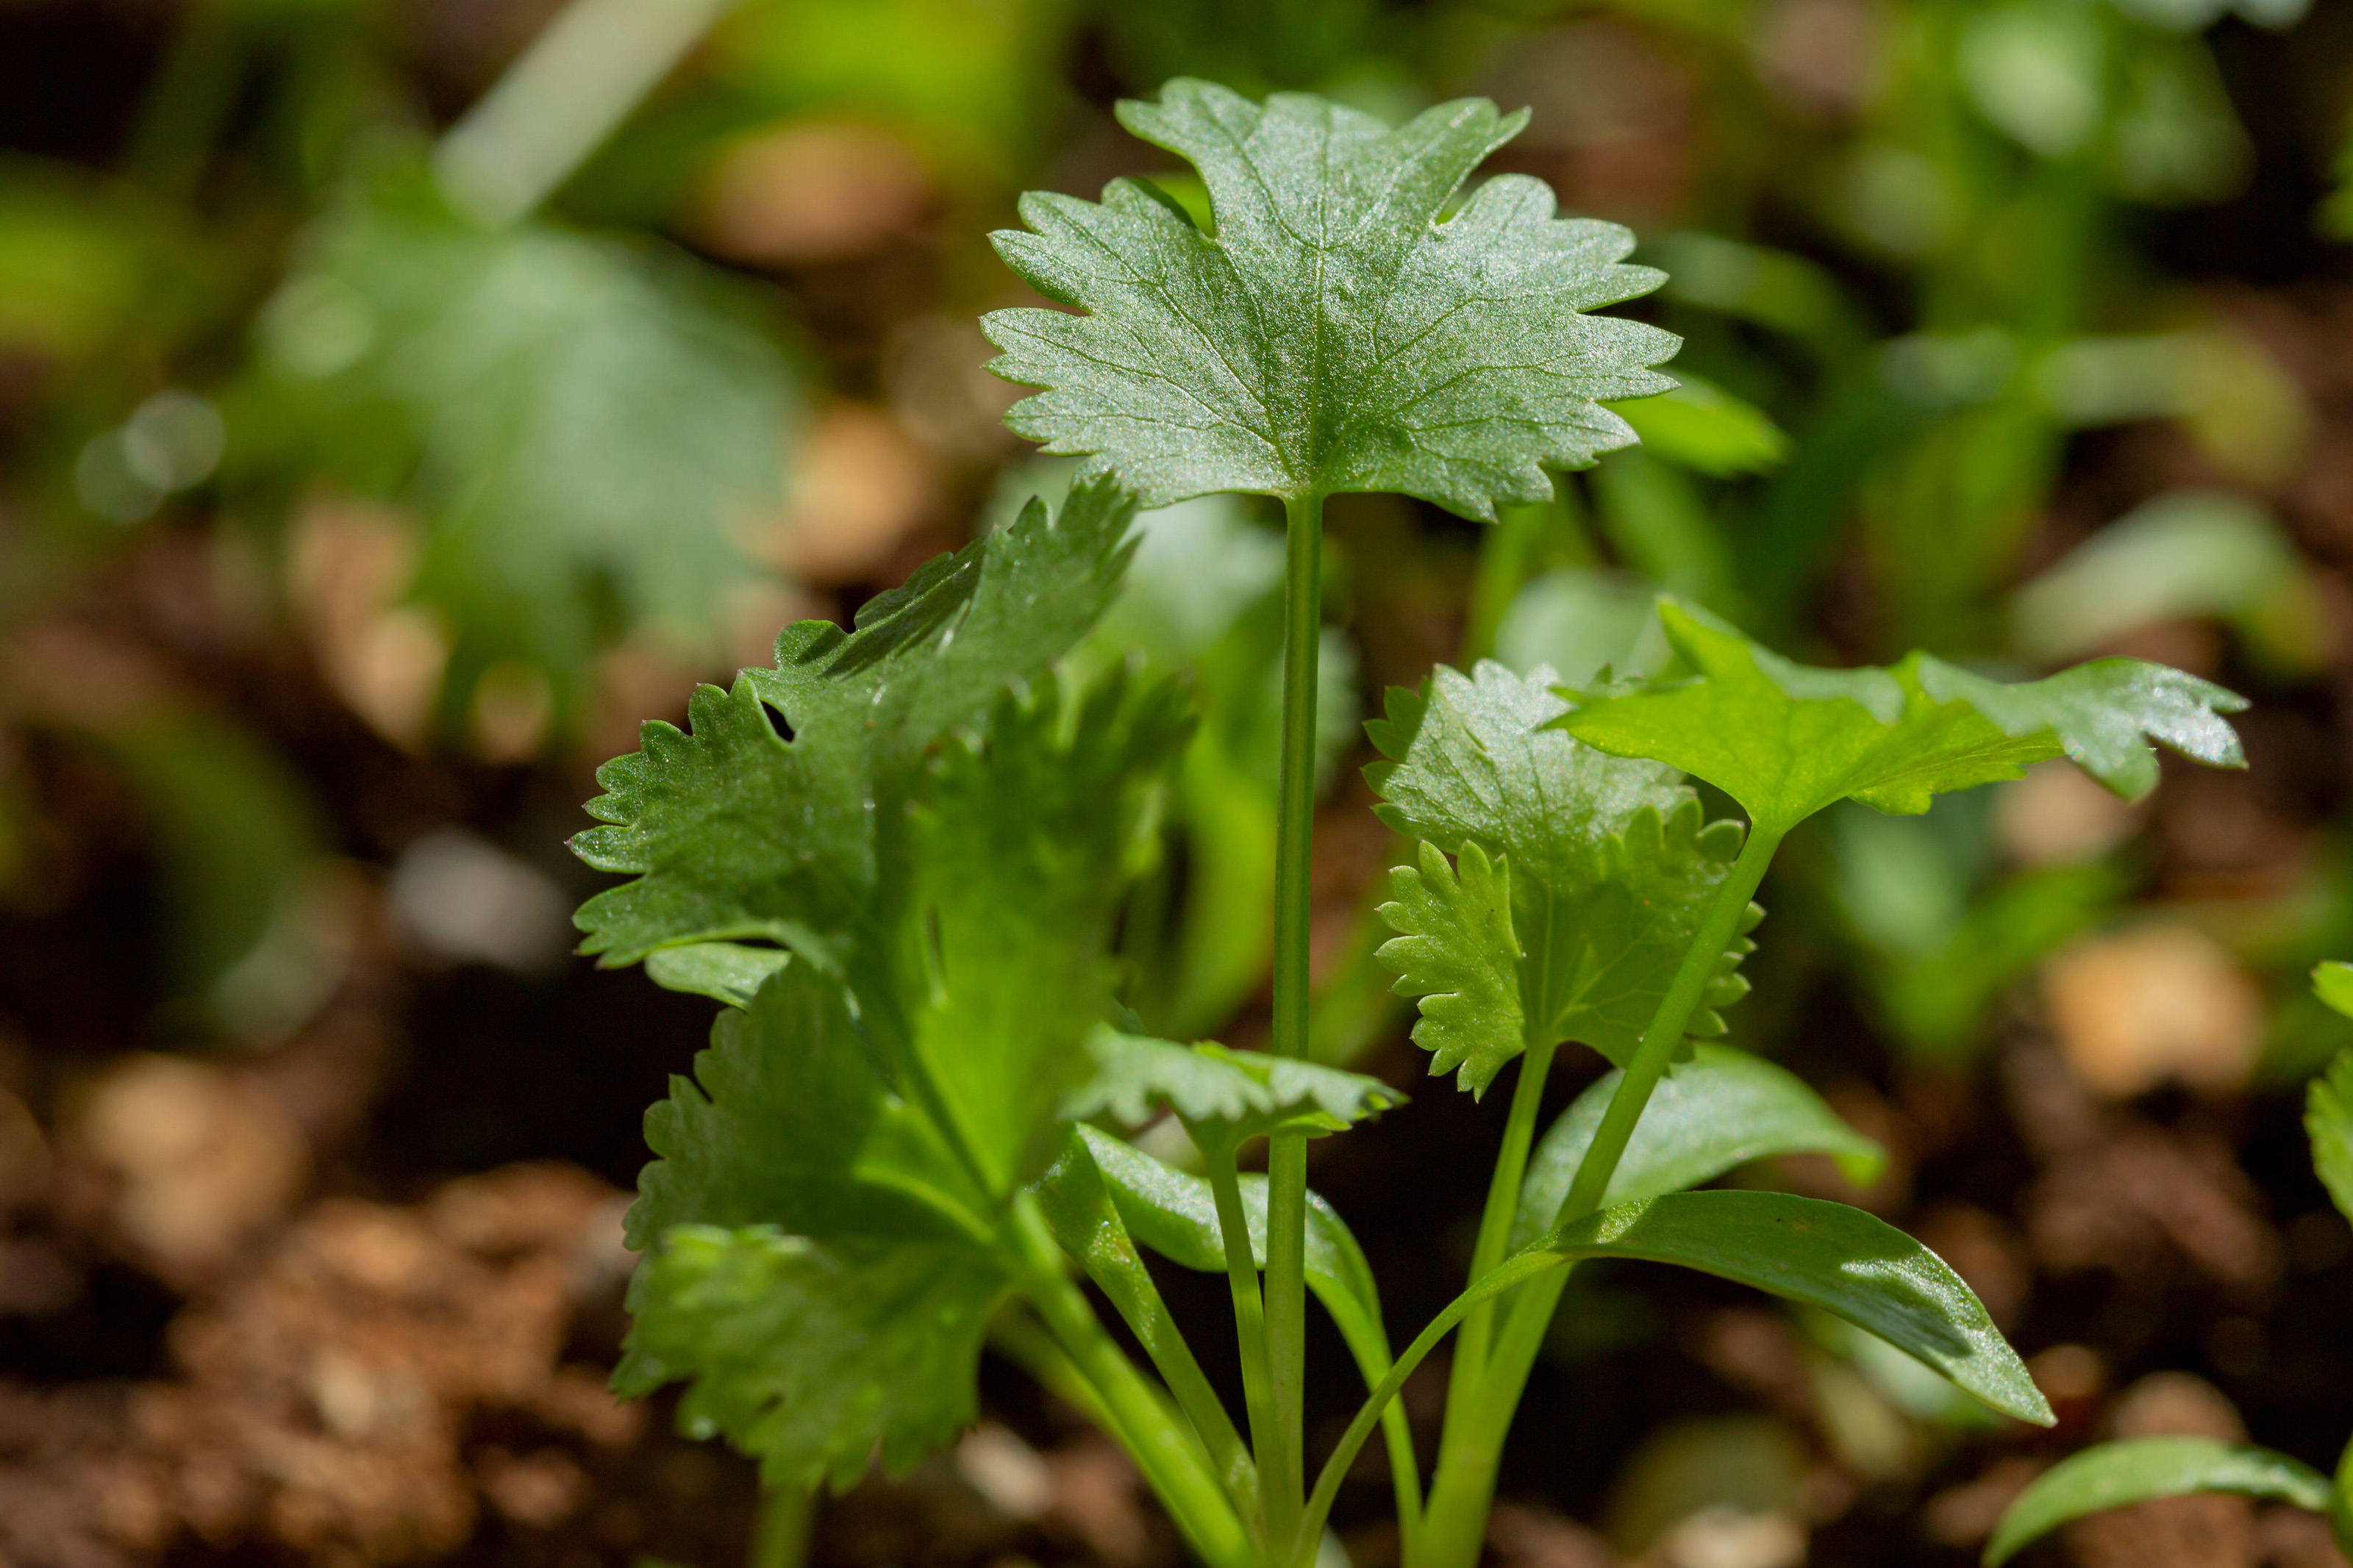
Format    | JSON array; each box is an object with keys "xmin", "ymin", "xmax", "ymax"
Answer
[
  {"xmin": 1444, "ymin": 1041, "xmax": 1556, "ymax": 1403},
  {"xmin": 124, "ymin": 0, "xmax": 246, "ymax": 199},
  {"xmin": 990, "ymin": 1309, "xmax": 1118, "ymax": 1432},
  {"xmin": 1205, "ymin": 1142, "xmax": 1296, "ymax": 1551},
  {"xmin": 1006, "ymin": 1194, "xmax": 1259, "ymax": 1568},
  {"xmin": 747, "ymin": 1485, "xmax": 814, "ymax": 1568},
  {"xmin": 1413, "ymin": 823, "xmax": 1783, "ymax": 1568},
  {"xmin": 1265, "ymin": 490, "xmax": 1325, "ymax": 1544}
]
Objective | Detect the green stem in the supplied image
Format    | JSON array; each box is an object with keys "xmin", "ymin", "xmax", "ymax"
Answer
[
  {"xmin": 1413, "ymin": 822, "xmax": 1782, "ymax": 1568},
  {"xmin": 1007, "ymin": 1194, "xmax": 1259, "ymax": 1568},
  {"xmin": 1443, "ymin": 1042, "xmax": 1555, "ymax": 1407},
  {"xmin": 1266, "ymin": 490, "xmax": 1324, "ymax": 1544},
  {"xmin": 124, "ymin": 0, "xmax": 246, "ymax": 199},
  {"xmin": 1205, "ymin": 1141, "xmax": 1296, "ymax": 1551},
  {"xmin": 748, "ymin": 1484, "xmax": 815, "ymax": 1568}
]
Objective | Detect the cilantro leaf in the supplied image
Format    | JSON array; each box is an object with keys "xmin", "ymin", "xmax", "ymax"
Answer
[
  {"xmin": 982, "ymin": 79, "xmax": 1677, "ymax": 519},
  {"xmin": 1377, "ymin": 839, "xmax": 1524, "ymax": 1095},
  {"xmin": 572, "ymin": 478, "xmax": 1140, "ymax": 970},
  {"xmin": 2307, "ymin": 1048, "xmax": 2353, "ymax": 1226},
  {"xmin": 888, "ymin": 670, "xmax": 1195, "ymax": 1196},
  {"xmin": 618, "ymin": 1226, "xmax": 1007, "ymax": 1492},
  {"xmin": 1557, "ymin": 599, "xmax": 2247, "ymax": 833},
  {"xmin": 1066, "ymin": 1028, "xmax": 1404, "ymax": 1147},
  {"xmin": 628, "ymin": 963, "xmax": 985, "ymax": 1250},
  {"xmin": 1367, "ymin": 662, "xmax": 1754, "ymax": 1073}
]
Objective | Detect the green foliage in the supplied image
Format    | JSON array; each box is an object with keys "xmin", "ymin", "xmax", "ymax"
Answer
[
  {"xmin": 982, "ymin": 79, "xmax": 1677, "ymax": 519},
  {"xmin": 1983, "ymin": 1438, "xmax": 2332, "ymax": 1565},
  {"xmin": 1067, "ymin": 1028, "xmax": 1404, "ymax": 1148},
  {"xmin": 1376, "ymin": 839, "xmax": 1523, "ymax": 1095},
  {"xmin": 1557, "ymin": 598, "xmax": 2247, "ymax": 833},
  {"xmin": 240, "ymin": 164, "xmax": 799, "ymax": 719},
  {"xmin": 2307, "ymin": 1048, "xmax": 2353, "ymax": 1225},
  {"xmin": 618, "ymin": 1225, "xmax": 1008, "ymax": 1492},
  {"xmin": 1368, "ymin": 662, "xmax": 1754, "ymax": 1073},
  {"xmin": 1512, "ymin": 1045, "xmax": 1885, "ymax": 1248},
  {"xmin": 573, "ymin": 479, "xmax": 1140, "ymax": 970},
  {"xmin": 1528, "ymin": 1192, "xmax": 2052, "ymax": 1427}
]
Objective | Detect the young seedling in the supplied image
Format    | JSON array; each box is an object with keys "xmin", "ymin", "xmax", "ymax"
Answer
[
  {"xmin": 1978, "ymin": 962, "xmax": 2353, "ymax": 1566},
  {"xmin": 573, "ymin": 80, "xmax": 2249, "ymax": 1568}
]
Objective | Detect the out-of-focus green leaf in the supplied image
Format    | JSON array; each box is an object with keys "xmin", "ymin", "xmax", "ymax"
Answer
[
  {"xmin": 1985, "ymin": 1438, "xmax": 2331, "ymax": 1565},
  {"xmin": 1593, "ymin": 449, "xmax": 1740, "ymax": 612},
  {"xmin": 2315, "ymin": 962, "xmax": 2353, "ymax": 1020},
  {"xmin": 983, "ymin": 79, "xmax": 1676, "ymax": 518},
  {"xmin": 2010, "ymin": 490, "xmax": 2314, "ymax": 667},
  {"xmin": 247, "ymin": 166, "xmax": 798, "ymax": 720},
  {"xmin": 1513, "ymin": 1045, "xmax": 1885, "ymax": 1247},
  {"xmin": 0, "ymin": 162, "xmax": 180, "ymax": 362},
  {"xmin": 1610, "ymin": 376, "xmax": 1791, "ymax": 478},
  {"xmin": 1493, "ymin": 569, "xmax": 1668, "ymax": 687},
  {"xmin": 2307, "ymin": 1045, "xmax": 2353, "ymax": 1225}
]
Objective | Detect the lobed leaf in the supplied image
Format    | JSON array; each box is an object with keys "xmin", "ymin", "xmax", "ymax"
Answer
[
  {"xmin": 1066, "ymin": 1028, "xmax": 1404, "ymax": 1145},
  {"xmin": 617, "ymin": 1225, "xmax": 1007, "ymax": 1492},
  {"xmin": 893, "ymin": 670, "xmax": 1195, "ymax": 1196},
  {"xmin": 574, "ymin": 477, "xmax": 1142, "ymax": 970},
  {"xmin": 1529, "ymin": 1191, "xmax": 2052, "ymax": 1426},
  {"xmin": 2307, "ymin": 1047, "xmax": 2353, "ymax": 1226},
  {"xmin": 983, "ymin": 79, "xmax": 1677, "ymax": 520},
  {"xmin": 644, "ymin": 942, "xmax": 792, "ymax": 1009},
  {"xmin": 1511, "ymin": 1044, "xmax": 1886, "ymax": 1249},
  {"xmin": 1557, "ymin": 598, "xmax": 2246, "ymax": 833},
  {"xmin": 1368, "ymin": 662, "xmax": 1754, "ymax": 1070},
  {"xmin": 1984, "ymin": 1438, "xmax": 2332, "ymax": 1565},
  {"xmin": 2313, "ymin": 960, "xmax": 2353, "ymax": 1020},
  {"xmin": 1377, "ymin": 838, "xmax": 1524, "ymax": 1095}
]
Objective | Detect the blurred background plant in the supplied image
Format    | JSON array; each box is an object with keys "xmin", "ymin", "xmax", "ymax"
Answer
[{"xmin": 4, "ymin": 0, "xmax": 2353, "ymax": 1564}]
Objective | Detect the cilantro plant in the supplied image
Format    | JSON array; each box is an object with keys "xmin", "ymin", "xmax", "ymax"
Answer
[
  {"xmin": 1981, "ymin": 962, "xmax": 2353, "ymax": 1565},
  {"xmin": 576, "ymin": 80, "xmax": 2252, "ymax": 1568}
]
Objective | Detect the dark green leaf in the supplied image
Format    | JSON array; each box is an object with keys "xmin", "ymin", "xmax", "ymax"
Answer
[
  {"xmin": 1529, "ymin": 1191, "xmax": 2052, "ymax": 1425},
  {"xmin": 1368, "ymin": 662, "xmax": 1753, "ymax": 1069},
  {"xmin": 891, "ymin": 670, "xmax": 1194, "ymax": 1195},
  {"xmin": 573, "ymin": 478, "xmax": 1140, "ymax": 970},
  {"xmin": 618, "ymin": 1226, "xmax": 1007, "ymax": 1492},
  {"xmin": 1985, "ymin": 1438, "xmax": 2332, "ymax": 1565},
  {"xmin": 1512, "ymin": 1045, "xmax": 1886, "ymax": 1248},
  {"xmin": 983, "ymin": 80, "xmax": 1676, "ymax": 519},
  {"xmin": 1376, "ymin": 837, "xmax": 1524, "ymax": 1095},
  {"xmin": 1557, "ymin": 598, "xmax": 2246, "ymax": 833}
]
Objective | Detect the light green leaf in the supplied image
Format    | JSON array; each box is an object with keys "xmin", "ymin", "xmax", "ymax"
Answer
[
  {"xmin": 893, "ymin": 671, "xmax": 1194, "ymax": 1196},
  {"xmin": 1609, "ymin": 375, "xmax": 1792, "ymax": 478},
  {"xmin": 1557, "ymin": 598, "xmax": 2246, "ymax": 833},
  {"xmin": 2314, "ymin": 962, "xmax": 2353, "ymax": 1020},
  {"xmin": 1032, "ymin": 1131, "xmax": 1256, "ymax": 1506},
  {"xmin": 1076, "ymin": 1127, "xmax": 1404, "ymax": 1411},
  {"xmin": 644, "ymin": 942, "xmax": 792, "ymax": 1008},
  {"xmin": 982, "ymin": 79, "xmax": 1677, "ymax": 520},
  {"xmin": 2307, "ymin": 1047, "xmax": 2353, "ymax": 1225},
  {"xmin": 1512, "ymin": 1044, "xmax": 1886, "ymax": 1249},
  {"xmin": 1065, "ymin": 1028, "xmax": 1404, "ymax": 1145},
  {"xmin": 1377, "ymin": 838, "xmax": 1523, "ymax": 1095},
  {"xmin": 1368, "ymin": 662, "xmax": 1754, "ymax": 1069},
  {"xmin": 573, "ymin": 477, "xmax": 1140, "ymax": 969},
  {"xmin": 1985, "ymin": 1438, "xmax": 2332, "ymax": 1566},
  {"xmin": 626, "ymin": 963, "xmax": 983, "ymax": 1251},
  {"xmin": 1529, "ymin": 1191, "xmax": 2052, "ymax": 1426},
  {"xmin": 617, "ymin": 1225, "xmax": 1007, "ymax": 1492},
  {"xmin": 253, "ymin": 166, "xmax": 798, "ymax": 708}
]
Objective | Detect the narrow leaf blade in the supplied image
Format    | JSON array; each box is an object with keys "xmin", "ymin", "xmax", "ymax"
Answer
[{"xmin": 1985, "ymin": 1438, "xmax": 2332, "ymax": 1565}]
